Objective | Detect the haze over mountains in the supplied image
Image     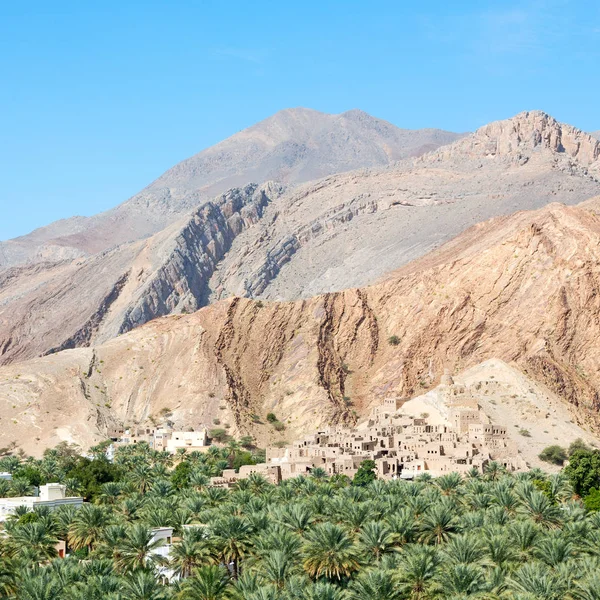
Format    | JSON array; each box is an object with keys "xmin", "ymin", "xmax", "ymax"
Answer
[{"xmin": 0, "ymin": 108, "xmax": 462, "ymax": 268}]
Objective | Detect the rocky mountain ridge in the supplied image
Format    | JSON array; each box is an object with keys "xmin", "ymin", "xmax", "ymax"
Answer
[
  {"xmin": 0, "ymin": 108, "xmax": 462, "ymax": 269},
  {"xmin": 210, "ymin": 111, "xmax": 600, "ymax": 300},
  {"xmin": 1, "ymin": 111, "xmax": 599, "ymax": 366},
  {"xmin": 3, "ymin": 197, "xmax": 600, "ymax": 455}
]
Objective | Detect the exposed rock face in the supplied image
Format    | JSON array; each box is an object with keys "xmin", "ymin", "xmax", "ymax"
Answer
[
  {"xmin": 211, "ymin": 111, "xmax": 600, "ymax": 301},
  {"xmin": 2, "ymin": 111, "xmax": 600, "ymax": 366},
  {"xmin": 0, "ymin": 108, "xmax": 462, "ymax": 269},
  {"xmin": 3, "ymin": 198, "xmax": 600, "ymax": 455},
  {"xmin": 0, "ymin": 183, "xmax": 284, "ymax": 364},
  {"xmin": 591, "ymin": 130, "xmax": 600, "ymax": 140},
  {"xmin": 427, "ymin": 111, "xmax": 600, "ymax": 169}
]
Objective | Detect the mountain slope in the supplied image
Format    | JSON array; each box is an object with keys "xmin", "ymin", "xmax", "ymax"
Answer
[
  {"xmin": 0, "ymin": 108, "xmax": 462, "ymax": 268},
  {"xmin": 1, "ymin": 111, "xmax": 599, "ymax": 366},
  {"xmin": 211, "ymin": 111, "xmax": 600, "ymax": 300},
  {"xmin": 3, "ymin": 197, "xmax": 600, "ymax": 454}
]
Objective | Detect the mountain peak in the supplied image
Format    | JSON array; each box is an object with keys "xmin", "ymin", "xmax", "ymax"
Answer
[{"xmin": 424, "ymin": 110, "xmax": 600, "ymax": 169}]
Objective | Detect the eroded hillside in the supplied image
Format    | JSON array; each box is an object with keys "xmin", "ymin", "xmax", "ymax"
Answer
[{"xmin": 3, "ymin": 198, "xmax": 600, "ymax": 455}]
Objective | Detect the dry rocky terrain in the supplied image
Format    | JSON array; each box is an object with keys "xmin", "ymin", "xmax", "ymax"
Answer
[
  {"xmin": 0, "ymin": 108, "xmax": 461, "ymax": 269},
  {"xmin": 1, "ymin": 111, "xmax": 599, "ymax": 368},
  {"xmin": 3, "ymin": 197, "xmax": 600, "ymax": 455}
]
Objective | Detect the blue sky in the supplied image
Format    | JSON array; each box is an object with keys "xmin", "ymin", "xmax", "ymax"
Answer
[{"xmin": 1, "ymin": 0, "xmax": 599, "ymax": 240}]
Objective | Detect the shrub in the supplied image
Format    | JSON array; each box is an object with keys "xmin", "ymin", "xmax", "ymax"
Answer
[
  {"xmin": 539, "ymin": 445, "xmax": 568, "ymax": 466},
  {"xmin": 266, "ymin": 413, "xmax": 278, "ymax": 423},
  {"xmin": 519, "ymin": 429, "xmax": 532, "ymax": 437},
  {"xmin": 388, "ymin": 335, "xmax": 401, "ymax": 346},
  {"xmin": 213, "ymin": 418, "xmax": 221, "ymax": 425},
  {"xmin": 353, "ymin": 459, "xmax": 376, "ymax": 487},
  {"xmin": 240, "ymin": 436, "xmax": 255, "ymax": 449},
  {"xmin": 569, "ymin": 438, "xmax": 591, "ymax": 456},
  {"xmin": 209, "ymin": 428, "xmax": 228, "ymax": 443},
  {"xmin": 585, "ymin": 488, "xmax": 600, "ymax": 511},
  {"xmin": 273, "ymin": 421, "xmax": 286, "ymax": 432}
]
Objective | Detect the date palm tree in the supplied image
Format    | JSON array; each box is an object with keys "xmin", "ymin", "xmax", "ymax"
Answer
[
  {"xmin": 357, "ymin": 521, "xmax": 397, "ymax": 561},
  {"xmin": 347, "ymin": 568, "xmax": 397, "ymax": 600},
  {"xmin": 418, "ymin": 503, "xmax": 458, "ymax": 545},
  {"xmin": 15, "ymin": 567, "xmax": 63, "ymax": 600},
  {"xmin": 10, "ymin": 522, "xmax": 59, "ymax": 562},
  {"xmin": 212, "ymin": 515, "xmax": 253, "ymax": 579},
  {"xmin": 114, "ymin": 523, "xmax": 167, "ymax": 573},
  {"xmin": 395, "ymin": 544, "xmax": 440, "ymax": 599},
  {"xmin": 178, "ymin": 564, "xmax": 231, "ymax": 600},
  {"xmin": 302, "ymin": 522, "xmax": 360, "ymax": 581},
  {"xmin": 120, "ymin": 570, "xmax": 169, "ymax": 600},
  {"xmin": 68, "ymin": 504, "xmax": 111, "ymax": 552},
  {"xmin": 170, "ymin": 535, "xmax": 214, "ymax": 579}
]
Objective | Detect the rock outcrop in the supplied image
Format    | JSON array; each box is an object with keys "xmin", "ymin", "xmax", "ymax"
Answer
[
  {"xmin": 0, "ymin": 108, "xmax": 462, "ymax": 269},
  {"xmin": 0, "ymin": 183, "xmax": 283, "ymax": 364},
  {"xmin": 4, "ymin": 198, "xmax": 600, "ymax": 455}
]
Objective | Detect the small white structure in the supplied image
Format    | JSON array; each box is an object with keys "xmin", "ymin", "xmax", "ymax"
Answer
[
  {"xmin": 0, "ymin": 472, "xmax": 12, "ymax": 481},
  {"xmin": 152, "ymin": 527, "xmax": 175, "ymax": 582},
  {"xmin": 0, "ymin": 483, "xmax": 83, "ymax": 521},
  {"xmin": 165, "ymin": 430, "xmax": 208, "ymax": 453}
]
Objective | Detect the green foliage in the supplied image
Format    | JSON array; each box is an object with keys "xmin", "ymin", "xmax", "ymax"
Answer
[
  {"xmin": 171, "ymin": 461, "xmax": 192, "ymax": 489},
  {"xmin": 232, "ymin": 451, "xmax": 256, "ymax": 472},
  {"xmin": 352, "ymin": 459, "xmax": 377, "ymax": 487},
  {"xmin": 565, "ymin": 449, "xmax": 600, "ymax": 496},
  {"xmin": 272, "ymin": 421, "xmax": 285, "ymax": 432},
  {"xmin": 209, "ymin": 428, "xmax": 229, "ymax": 443},
  {"xmin": 519, "ymin": 428, "xmax": 532, "ymax": 437},
  {"xmin": 266, "ymin": 413, "xmax": 278, "ymax": 423},
  {"xmin": 569, "ymin": 438, "xmax": 591, "ymax": 456},
  {"xmin": 539, "ymin": 445, "xmax": 568, "ymax": 466},
  {"xmin": 4, "ymin": 441, "xmax": 600, "ymax": 600},
  {"xmin": 65, "ymin": 456, "xmax": 121, "ymax": 501},
  {"xmin": 584, "ymin": 487, "xmax": 600, "ymax": 511},
  {"xmin": 388, "ymin": 335, "xmax": 401, "ymax": 346}
]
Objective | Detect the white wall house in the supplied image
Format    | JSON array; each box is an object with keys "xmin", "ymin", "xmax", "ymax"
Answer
[
  {"xmin": 151, "ymin": 527, "xmax": 175, "ymax": 582},
  {"xmin": 165, "ymin": 430, "xmax": 208, "ymax": 453},
  {"xmin": 0, "ymin": 483, "xmax": 83, "ymax": 521}
]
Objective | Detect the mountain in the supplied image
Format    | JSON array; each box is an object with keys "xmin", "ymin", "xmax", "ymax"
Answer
[
  {"xmin": 210, "ymin": 111, "xmax": 600, "ymax": 299},
  {"xmin": 0, "ymin": 108, "xmax": 462, "ymax": 268},
  {"xmin": 592, "ymin": 130, "xmax": 600, "ymax": 140},
  {"xmin": 3, "ymin": 197, "xmax": 600, "ymax": 455},
  {"xmin": 1, "ymin": 111, "xmax": 599, "ymax": 367}
]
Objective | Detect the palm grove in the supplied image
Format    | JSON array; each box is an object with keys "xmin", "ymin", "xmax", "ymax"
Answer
[{"xmin": 3, "ymin": 441, "xmax": 600, "ymax": 599}]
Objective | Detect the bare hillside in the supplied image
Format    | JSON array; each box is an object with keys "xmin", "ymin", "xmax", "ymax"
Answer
[
  {"xmin": 3, "ymin": 198, "xmax": 600, "ymax": 454},
  {"xmin": 1, "ymin": 111, "xmax": 599, "ymax": 366},
  {"xmin": 0, "ymin": 108, "xmax": 461, "ymax": 268}
]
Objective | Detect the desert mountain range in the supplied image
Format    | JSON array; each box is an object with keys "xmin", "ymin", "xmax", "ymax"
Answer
[
  {"xmin": 2, "ymin": 197, "xmax": 600, "ymax": 458},
  {"xmin": 1, "ymin": 110, "xmax": 599, "ymax": 369},
  {"xmin": 2, "ymin": 108, "xmax": 600, "ymax": 456}
]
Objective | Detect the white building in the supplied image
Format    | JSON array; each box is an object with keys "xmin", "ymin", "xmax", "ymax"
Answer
[
  {"xmin": 152, "ymin": 527, "xmax": 175, "ymax": 582},
  {"xmin": 0, "ymin": 483, "xmax": 83, "ymax": 521},
  {"xmin": 165, "ymin": 430, "xmax": 208, "ymax": 453},
  {"xmin": 0, "ymin": 472, "xmax": 12, "ymax": 481}
]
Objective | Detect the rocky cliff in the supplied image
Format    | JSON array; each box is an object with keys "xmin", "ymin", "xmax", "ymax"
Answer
[
  {"xmin": 0, "ymin": 183, "xmax": 283, "ymax": 364},
  {"xmin": 3, "ymin": 197, "xmax": 600, "ymax": 455},
  {"xmin": 0, "ymin": 108, "xmax": 462, "ymax": 269}
]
